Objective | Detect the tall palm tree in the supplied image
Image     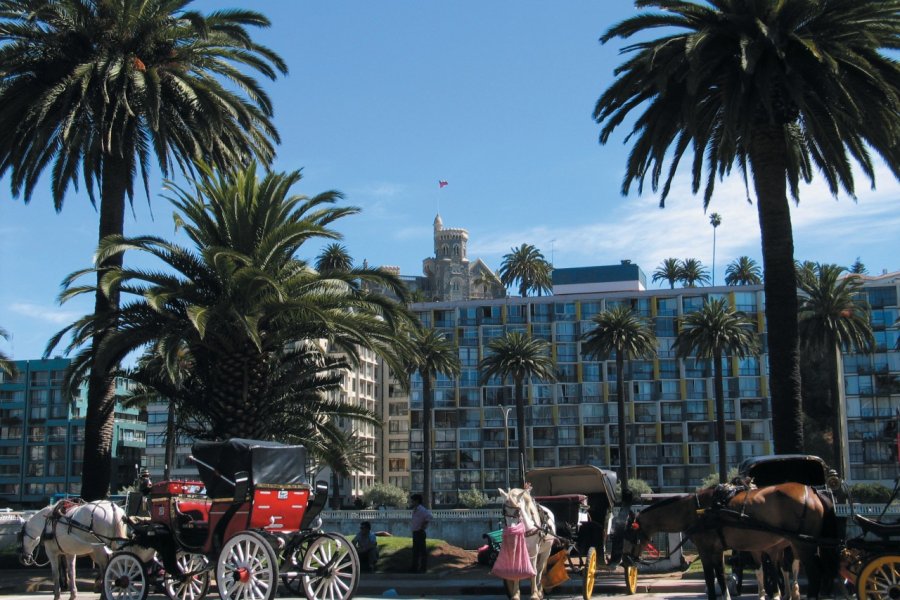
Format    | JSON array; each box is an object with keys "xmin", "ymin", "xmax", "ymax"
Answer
[
  {"xmin": 499, "ymin": 244, "xmax": 552, "ymax": 297},
  {"xmin": 709, "ymin": 213, "xmax": 722, "ymax": 285},
  {"xmin": 725, "ymin": 257, "xmax": 763, "ymax": 286},
  {"xmin": 679, "ymin": 259, "xmax": 710, "ymax": 288},
  {"xmin": 673, "ymin": 298, "xmax": 759, "ymax": 482},
  {"xmin": 312, "ymin": 429, "xmax": 372, "ymax": 509},
  {"xmin": 479, "ymin": 332, "xmax": 555, "ymax": 486},
  {"xmin": 49, "ymin": 164, "xmax": 415, "ymax": 445},
  {"xmin": 316, "ymin": 243, "xmax": 354, "ymax": 273},
  {"xmin": 406, "ymin": 327, "xmax": 460, "ymax": 508},
  {"xmin": 0, "ymin": 1, "xmax": 287, "ymax": 499},
  {"xmin": 798, "ymin": 263, "xmax": 874, "ymax": 478},
  {"xmin": 580, "ymin": 306, "xmax": 656, "ymax": 500},
  {"xmin": 652, "ymin": 258, "xmax": 682, "ymax": 289},
  {"xmin": 594, "ymin": 0, "xmax": 900, "ymax": 454},
  {"xmin": 0, "ymin": 327, "xmax": 16, "ymax": 378}
]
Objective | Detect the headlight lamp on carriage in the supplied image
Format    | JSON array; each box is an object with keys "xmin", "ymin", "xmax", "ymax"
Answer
[{"xmin": 310, "ymin": 516, "xmax": 323, "ymax": 531}]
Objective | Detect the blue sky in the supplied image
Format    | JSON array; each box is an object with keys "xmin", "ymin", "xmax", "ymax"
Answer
[{"xmin": 1, "ymin": 1, "xmax": 898, "ymax": 361}]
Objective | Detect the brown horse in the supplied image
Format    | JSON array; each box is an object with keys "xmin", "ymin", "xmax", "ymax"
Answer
[{"xmin": 622, "ymin": 484, "xmax": 837, "ymax": 600}]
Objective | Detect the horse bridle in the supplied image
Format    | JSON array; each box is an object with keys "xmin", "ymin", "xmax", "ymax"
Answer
[{"xmin": 18, "ymin": 519, "xmax": 48, "ymax": 567}]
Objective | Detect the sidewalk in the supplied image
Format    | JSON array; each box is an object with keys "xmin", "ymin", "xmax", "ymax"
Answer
[{"xmin": 0, "ymin": 565, "xmax": 716, "ymax": 596}]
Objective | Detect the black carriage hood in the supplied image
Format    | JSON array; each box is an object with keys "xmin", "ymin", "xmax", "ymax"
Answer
[{"xmin": 191, "ymin": 438, "xmax": 308, "ymax": 498}]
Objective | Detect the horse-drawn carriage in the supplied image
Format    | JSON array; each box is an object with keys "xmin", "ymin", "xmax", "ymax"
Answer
[
  {"xmin": 103, "ymin": 438, "xmax": 359, "ymax": 600},
  {"xmin": 525, "ymin": 465, "xmax": 639, "ymax": 598}
]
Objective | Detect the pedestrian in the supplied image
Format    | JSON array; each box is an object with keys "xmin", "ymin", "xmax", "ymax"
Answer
[
  {"xmin": 353, "ymin": 521, "xmax": 379, "ymax": 572},
  {"xmin": 409, "ymin": 493, "xmax": 432, "ymax": 573}
]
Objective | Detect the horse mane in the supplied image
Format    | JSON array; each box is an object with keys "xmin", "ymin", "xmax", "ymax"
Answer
[{"xmin": 641, "ymin": 493, "xmax": 691, "ymax": 515}]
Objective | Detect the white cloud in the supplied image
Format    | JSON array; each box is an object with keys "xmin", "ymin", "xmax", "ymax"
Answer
[
  {"xmin": 471, "ymin": 158, "xmax": 900, "ymax": 277},
  {"xmin": 392, "ymin": 225, "xmax": 432, "ymax": 242},
  {"xmin": 10, "ymin": 303, "xmax": 82, "ymax": 325}
]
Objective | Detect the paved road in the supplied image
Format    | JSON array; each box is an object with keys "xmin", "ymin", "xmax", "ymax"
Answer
[{"xmin": 0, "ymin": 594, "xmax": 711, "ymax": 600}]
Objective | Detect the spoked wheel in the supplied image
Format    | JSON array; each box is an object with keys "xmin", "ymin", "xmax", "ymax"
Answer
[
  {"xmin": 858, "ymin": 555, "xmax": 900, "ymax": 600},
  {"xmin": 281, "ymin": 535, "xmax": 314, "ymax": 595},
  {"xmin": 216, "ymin": 531, "xmax": 279, "ymax": 600},
  {"xmin": 300, "ymin": 533, "xmax": 360, "ymax": 600},
  {"xmin": 623, "ymin": 560, "xmax": 638, "ymax": 595},
  {"xmin": 164, "ymin": 551, "xmax": 211, "ymax": 600},
  {"xmin": 582, "ymin": 547, "xmax": 597, "ymax": 600},
  {"xmin": 103, "ymin": 552, "xmax": 149, "ymax": 600}
]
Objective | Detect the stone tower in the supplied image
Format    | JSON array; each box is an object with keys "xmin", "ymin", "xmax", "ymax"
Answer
[{"xmin": 422, "ymin": 214, "xmax": 503, "ymax": 301}]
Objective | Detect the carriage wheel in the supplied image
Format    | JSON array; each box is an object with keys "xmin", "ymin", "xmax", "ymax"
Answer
[
  {"xmin": 300, "ymin": 533, "xmax": 360, "ymax": 600},
  {"xmin": 858, "ymin": 555, "xmax": 900, "ymax": 600},
  {"xmin": 582, "ymin": 547, "xmax": 597, "ymax": 600},
  {"xmin": 624, "ymin": 561, "xmax": 638, "ymax": 595},
  {"xmin": 102, "ymin": 552, "xmax": 149, "ymax": 600},
  {"xmin": 216, "ymin": 531, "xmax": 279, "ymax": 600},
  {"xmin": 281, "ymin": 535, "xmax": 314, "ymax": 595},
  {"xmin": 164, "ymin": 551, "xmax": 211, "ymax": 600}
]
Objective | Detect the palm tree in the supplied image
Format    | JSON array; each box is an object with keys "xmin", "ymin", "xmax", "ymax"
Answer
[
  {"xmin": 580, "ymin": 306, "xmax": 656, "ymax": 500},
  {"xmin": 709, "ymin": 213, "xmax": 722, "ymax": 285},
  {"xmin": 312, "ymin": 429, "xmax": 372, "ymax": 509},
  {"xmin": 673, "ymin": 298, "xmax": 759, "ymax": 482},
  {"xmin": 479, "ymin": 332, "xmax": 555, "ymax": 486},
  {"xmin": 652, "ymin": 258, "xmax": 682, "ymax": 289},
  {"xmin": 798, "ymin": 263, "xmax": 874, "ymax": 478},
  {"xmin": 499, "ymin": 244, "xmax": 553, "ymax": 297},
  {"xmin": 49, "ymin": 163, "xmax": 415, "ymax": 444},
  {"xmin": 594, "ymin": 0, "xmax": 900, "ymax": 454},
  {"xmin": 316, "ymin": 243, "xmax": 354, "ymax": 273},
  {"xmin": 679, "ymin": 259, "xmax": 710, "ymax": 288},
  {"xmin": 0, "ymin": 1, "xmax": 287, "ymax": 499},
  {"xmin": 725, "ymin": 257, "xmax": 763, "ymax": 286},
  {"xmin": 0, "ymin": 327, "xmax": 16, "ymax": 378},
  {"xmin": 406, "ymin": 327, "xmax": 460, "ymax": 508}
]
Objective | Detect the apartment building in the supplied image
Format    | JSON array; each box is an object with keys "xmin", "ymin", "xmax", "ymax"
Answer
[
  {"xmin": 401, "ymin": 269, "xmax": 899, "ymax": 503},
  {"xmin": 0, "ymin": 358, "xmax": 146, "ymax": 506}
]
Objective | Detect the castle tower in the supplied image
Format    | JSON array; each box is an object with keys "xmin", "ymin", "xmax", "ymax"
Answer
[{"xmin": 423, "ymin": 214, "xmax": 502, "ymax": 302}]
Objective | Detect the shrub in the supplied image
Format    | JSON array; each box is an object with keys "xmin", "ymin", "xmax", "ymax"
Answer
[
  {"xmin": 616, "ymin": 478, "xmax": 653, "ymax": 499},
  {"xmin": 458, "ymin": 485, "xmax": 489, "ymax": 508},
  {"xmin": 699, "ymin": 468, "xmax": 741, "ymax": 490},
  {"xmin": 361, "ymin": 482, "xmax": 408, "ymax": 508},
  {"xmin": 850, "ymin": 482, "xmax": 892, "ymax": 504}
]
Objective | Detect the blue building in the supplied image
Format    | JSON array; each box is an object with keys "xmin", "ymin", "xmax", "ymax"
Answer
[{"xmin": 0, "ymin": 358, "xmax": 146, "ymax": 507}]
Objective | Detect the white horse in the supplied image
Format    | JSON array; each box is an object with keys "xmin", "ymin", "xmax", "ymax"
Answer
[
  {"xmin": 18, "ymin": 500, "xmax": 128, "ymax": 600},
  {"xmin": 498, "ymin": 487, "xmax": 556, "ymax": 600}
]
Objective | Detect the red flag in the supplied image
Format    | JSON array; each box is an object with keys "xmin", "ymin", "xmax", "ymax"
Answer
[{"xmin": 439, "ymin": 180, "xmax": 448, "ymax": 188}]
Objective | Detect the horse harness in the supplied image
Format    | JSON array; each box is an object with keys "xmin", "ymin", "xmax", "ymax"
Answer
[
  {"xmin": 21, "ymin": 499, "xmax": 128, "ymax": 564},
  {"xmin": 693, "ymin": 483, "xmax": 818, "ymax": 546},
  {"xmin": 503, "ymin": 497, "xmax": 552, "ymax": 539}
]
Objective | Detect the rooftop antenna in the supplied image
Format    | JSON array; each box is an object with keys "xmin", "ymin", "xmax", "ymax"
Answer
[{"xmin": 550, "ymin": 239, "xmax": 556, "ymax": 266}]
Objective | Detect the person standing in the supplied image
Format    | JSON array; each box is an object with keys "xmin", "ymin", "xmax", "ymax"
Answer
[{"xmin": 409, "ymin": 493, "xmax": 432, "ymax": 573}]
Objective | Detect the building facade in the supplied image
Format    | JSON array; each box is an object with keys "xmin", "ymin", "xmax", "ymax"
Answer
[
  {"xmin": 402, "ymin": 270, "xmax": 899, "ymax": 503},
  {"xmin": 0, "ymin": 358, "xmax": 146, "ymax": 506}
]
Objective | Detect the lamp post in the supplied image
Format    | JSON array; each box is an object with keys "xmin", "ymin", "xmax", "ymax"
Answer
[{"xmin": 498, "ymin": 404, "xmax": 511, "ymax": 490}]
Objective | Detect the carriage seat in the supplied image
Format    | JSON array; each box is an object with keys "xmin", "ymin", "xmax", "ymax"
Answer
[
  {"xmin": 174, "ymin": 499, "xmax": 211, "ymax": 530},
  {"xmin": 854, "ymin": 514, "xmax": 900, "ymax": 539},
  {"xmin": 533, "ymin": 494, "xmax": 588, "ymax": 525}
]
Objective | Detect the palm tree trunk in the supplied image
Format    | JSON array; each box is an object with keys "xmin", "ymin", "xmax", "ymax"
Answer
[
  {"xmin": 515, "ymin": 376, "xmax": 527, "ymax": 487},
  {"xmin": 81, "ymin": 154, "xmax": 129, "ymax": 500},
  {"xmin": 616, "ymin": 354, "xmax": 629, "ymax": 502},
  {"xmin": 749, "ymin": 125, "xmax": 803, "ymax": 454},
  {"xmin": 164, "ymin": 402, "xmax": 176, "ymax": 480},
  {"xmin": 423, "ymin": 373, "xmax": 433, "ymax": 508},
  {"xmin": 830, "ymin": 343, "xmax": 850, "ymax": 478},
  {"xmin": 714, "ymin": 350, "xmax": 727, "ymax": 482}
]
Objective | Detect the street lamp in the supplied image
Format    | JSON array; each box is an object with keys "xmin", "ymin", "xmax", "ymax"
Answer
[{"xmin": 498, "ymin": 404, "xmax": 512, "ymax": 491}]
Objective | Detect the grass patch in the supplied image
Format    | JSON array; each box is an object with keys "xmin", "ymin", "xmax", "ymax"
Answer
[{"xmin": 374, "ymin": 536, "xmax": 472, "ymax": 573}]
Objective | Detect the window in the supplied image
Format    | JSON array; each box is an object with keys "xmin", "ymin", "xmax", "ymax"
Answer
[
  {"xmin": 30, "ymin": 371, "xmax": 50, "ymax": 387},
  {"xmin": 389, "ymin": 440, "xmax": 409, "ymax": 452},
  {"xmin": 388, "ymin": 458, "xmax": 406, "ymax": 471}
]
